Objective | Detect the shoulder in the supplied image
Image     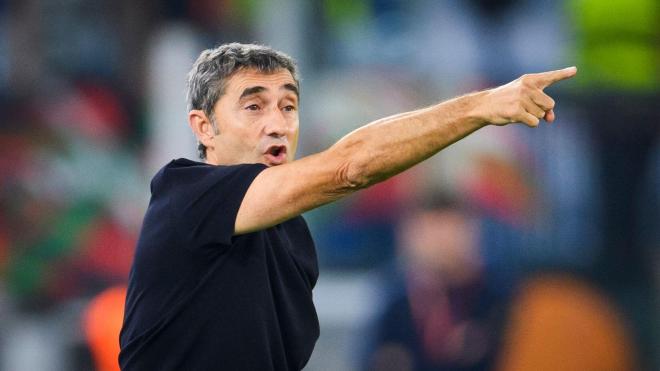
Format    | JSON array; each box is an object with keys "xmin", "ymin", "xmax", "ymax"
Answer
[
  {"xmin": 145, "ymin": 159, "xmax": 268, "ymax": 247},
  {"xmin": 150, "ymin": 158, "xmax": 267, "ymax": 195}
]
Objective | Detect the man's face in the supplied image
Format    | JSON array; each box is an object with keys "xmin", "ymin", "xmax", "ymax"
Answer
[
  {"xmin": 206, "ymin": 68, "xmax": 299, "ymax": 166},
  {"xmin": 400, "ymin": 209, "xmax": 481, "ymax": 284}
]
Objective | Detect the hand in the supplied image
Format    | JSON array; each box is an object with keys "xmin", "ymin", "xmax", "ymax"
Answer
[{"xmin": 479, "ymin": 66, "xmax": 577, "ymax": 127}]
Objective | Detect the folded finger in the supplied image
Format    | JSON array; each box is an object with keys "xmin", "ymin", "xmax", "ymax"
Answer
[
  {"xmin": 530, "ymin": 91, "xmax": 555, "ymax": 112},
  {"xmin": 523, "ymin": 98, "xmax": 546, "ymax": 119},
  {"xmin": 520, "ymin": 111, "xmax": 540, "ymax": 127}
]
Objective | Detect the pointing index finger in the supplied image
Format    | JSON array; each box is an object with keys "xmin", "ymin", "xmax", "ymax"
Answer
[{"xmin": 532, "ymin": 66, "xmax": 578, "ymax": 88}]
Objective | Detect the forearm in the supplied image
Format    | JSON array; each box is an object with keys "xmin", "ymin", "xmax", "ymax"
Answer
[
  {"xmin": 326, "ymin": 66, "xmax": 579, "ymax": 188},
  {"xmin": 329, "ymin": 91, "xmax": 488, "ymax": 188}
]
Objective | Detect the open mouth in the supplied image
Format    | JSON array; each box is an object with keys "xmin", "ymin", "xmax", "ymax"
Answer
[{"xmin": 264, "ymin": 145, "xmax": 287, "ymax": 165}]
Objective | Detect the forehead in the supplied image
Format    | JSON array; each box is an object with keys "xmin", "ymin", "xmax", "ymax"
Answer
[{"xmin": 225, "ymin": 68, "xmax": 297, "ymax": 96}]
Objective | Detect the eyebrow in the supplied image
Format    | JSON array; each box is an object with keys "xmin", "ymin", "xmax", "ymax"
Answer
[
  {"xmin": 283, "ymin": 83, "xmax": 299, "ymax": 98},
  {"xmin": 239, "ymin": 83, "xmax": 299, "ymax": 100}
]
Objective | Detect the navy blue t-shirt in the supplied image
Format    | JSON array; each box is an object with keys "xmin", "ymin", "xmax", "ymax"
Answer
[{"xmin": 119, "ymin": 158, "xmax": 320, "ymax": 370}]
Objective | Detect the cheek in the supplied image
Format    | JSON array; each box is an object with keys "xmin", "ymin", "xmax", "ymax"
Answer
[
  {"xmin": 230, "ymin": 116, "xmax": 258, "ymax": 139},
  {"xmin": 290, "ymin": 119, "xmax": 299, "ymax": 142},
  {"xmin": 292, "ymin": 127, "xmax": 299, "ymax": 145},
  {"xmin": 217, "ymin": 124, "xmax": 255, "ymax": 150}
]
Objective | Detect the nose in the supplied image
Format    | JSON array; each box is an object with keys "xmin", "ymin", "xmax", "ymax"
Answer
[{"xmin": 264, "ymin": 107, "xmax": 290, "ymax": 138}]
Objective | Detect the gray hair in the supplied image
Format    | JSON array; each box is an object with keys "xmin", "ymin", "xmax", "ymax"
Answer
[{"xmin": 186, "ymin": 43, "xmax": 299, "ymax": 159}]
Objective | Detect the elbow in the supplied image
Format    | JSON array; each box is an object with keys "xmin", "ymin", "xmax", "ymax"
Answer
[
  {"xmin": 328, "ymin": 136, "xmax": 378, "ymax": 193},
  {"xmin": 334, "ymin": 160, "xmax": 371, "ymax": 192}
]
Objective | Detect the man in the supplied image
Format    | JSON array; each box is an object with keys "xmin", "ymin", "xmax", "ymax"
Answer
[
  {"xmin": 365, "ymin": 192, "xmax": 504, "ymax": 371},
  {"xmin": 119, "ymin": 43, "xmax": 576, "ymax": 370}
]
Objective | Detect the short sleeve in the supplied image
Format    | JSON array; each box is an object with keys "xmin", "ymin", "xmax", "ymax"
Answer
[{"xmin": 163, "ymin": 160, "xmax": 267, "ymax": 249}]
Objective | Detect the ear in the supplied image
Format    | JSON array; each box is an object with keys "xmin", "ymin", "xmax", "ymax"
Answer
[{"xmin": 188, "ymin": 110, "xmax": 216, "ymax": 149}]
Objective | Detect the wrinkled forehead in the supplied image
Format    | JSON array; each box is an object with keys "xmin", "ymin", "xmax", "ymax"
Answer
[{"xmin": 224, "ymin": 68, "xmax": 299, "ymax": 99}]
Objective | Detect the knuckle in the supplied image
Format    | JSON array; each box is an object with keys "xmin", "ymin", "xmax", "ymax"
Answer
[{"xmin": 520, "ymin": 75, "xmax": 533, "ymax": 86}]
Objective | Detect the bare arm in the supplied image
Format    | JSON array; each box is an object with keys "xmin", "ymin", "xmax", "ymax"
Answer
[{"xmin": 235, "ymin": 67, "xmax": 577, "ymax": 234}]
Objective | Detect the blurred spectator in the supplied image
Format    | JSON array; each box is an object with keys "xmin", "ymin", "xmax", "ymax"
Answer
[{"xmin": 363, "ymin": 192, "xmax": 508, "ymax": 371}]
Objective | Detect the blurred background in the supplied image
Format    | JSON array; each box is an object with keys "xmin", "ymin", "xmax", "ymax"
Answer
[{"xmin": 0, "ymin": 0, "xmax": 657, "ymax": 370}]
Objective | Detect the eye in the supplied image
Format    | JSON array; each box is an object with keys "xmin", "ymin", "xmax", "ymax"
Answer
[
  {"xmin": 282, "ymin": 105, "xmax": 296, "ymax": 112},
  {"xmin": 245, "ymin": 104, "xmax": 260, "ymax": 111}
]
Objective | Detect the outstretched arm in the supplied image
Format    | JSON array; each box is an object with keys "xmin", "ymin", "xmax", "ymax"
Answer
[{"xmin": 235, "ymin": 67, "xmax": 577, "ymax": 234}]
